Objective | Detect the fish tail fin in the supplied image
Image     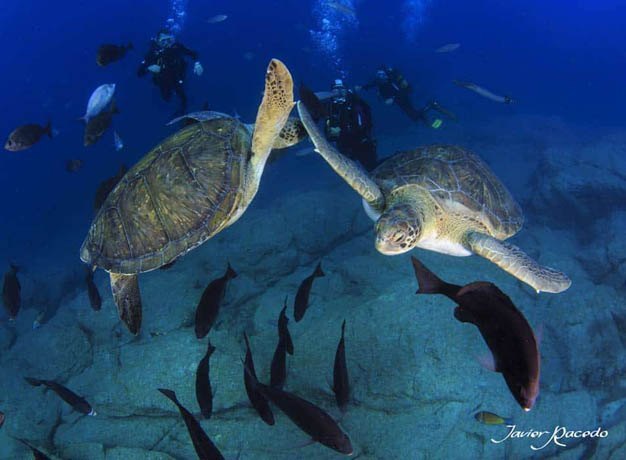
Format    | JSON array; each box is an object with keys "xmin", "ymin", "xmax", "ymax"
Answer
[
  {"xmin": 341, "ymin": 319, "xmax": 346, "ymax": 338},
  {"xmin": 411, "ymin": 256, "xmax": 448, "ymax": 294},
  {"xmin": 314, "ymin": 262, "xmax": 325, "ymax": 278},
  {"xmin": 157, "ymin": 388, "xmax": 180, "ymax": 406},
  {"xmin": 226, "ymin": 262, "xmax": 238, "ymax": 279},
  {"xmin": 207, "ymin": 340, "xmax": 216, "ymax": 355},
  {"xmin": 24, "ymin": 377, "xmax": 43, "ymax": 387}
]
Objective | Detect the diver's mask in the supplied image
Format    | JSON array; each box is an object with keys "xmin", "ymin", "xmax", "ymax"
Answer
[
  {"xmin": 157, "ymin": 33, "xmax": 175, "ymax": 48},
  {"xmin": 376, "ymin": 70, "xmax": 388, "ymax": 82},
  {"xmin": 331, "ymin": 79, "xmax": 347, "ymax": 104}
]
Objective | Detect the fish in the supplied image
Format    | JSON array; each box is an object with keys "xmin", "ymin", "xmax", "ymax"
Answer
[
  {"xmin": 206, "ymin": 14, "xmax": 228, "ymax": 24},
  {"xmin": 158, "ymin": 388, "xmax": 225, "ymax": 460},
  {"xmin": 453, "ymin": 80, "xmax": 514, "ymax": 104},
  {"xmin": 474, "ymin": 410, "xmax": 513, "ymax": 425},
  {"xmin": 2, "ymin": 264, "xmax": 21, "ymax": 320},
  {"xmin": 24, "ymin": 377, "xmax": 96, "ymax": 415},
  {"xmin": 328, "ymin": 2, "xmax": 357, "ymax": 18},
  {"xmin": 333, "ymin": 320, "xmax": 349, "ymax": 412},
  {"xmin": 278, "ymin": 297, "xmax": 294, "ymax": 355},
  {"xmin": 293, "ymin": 262, "xmax": 325, "ymax": 322},
  {"xmin": 194, "ymin": 263, "xmax": 237, "ymax": 338},
  {"xmin": 85, "ymin": 267, "xmax": 102, "ymax": 311},
  {"xmin": 435, "ymin": 43, "xmax": 460, "ymax": 53},
  {"xmin": 243, "ymin": 333, "xmax": 275, "ymax": 425},
  {"xmin": 195, "ymin": 341, "xmax": 216, "ymax": 419},
  {"xmin": 411, "ymin": 256, "xmax": 540, "ymax": 411},
  {"xmin": 97, "ymin": 43, "xmax": 133, "ymax": 67},
  {"xmin": 82, "ymin": 83, "xmax": 116, "ymax": 122},
  {"xmin": 93, "ymin": 164, "xmax": 127, "ymax": 211},
  {"xmin": 32, "ymin": 310, "xmax": 46, "ymax": 329},
  {"xmin": 270, "ymin": 336, "xmax": 288, "ymax": 390},
  {"xmin": 84, "ymin": 100, "xmax": 119, "ymax": 147},
  {"xmin": 65, "ymin": 159, "xmax": 83, "ymax": 173},
  {"xmin": 16, "ymin": 439, "xmax": 50, "ymax": 460},
  {"xmin": 0, "ymin": 410, "xmax": 4, "ymax": 428},
  {"xmin": 4, "ymin": 122, "xmax": 52, "ymax": 151},
  {"xmin": 114, "ymin": 131, "xmax": 124, "ymax": 151},
  {"xmin": 243, "ymin": 361, "xmax": 353, "ymax": 455}
]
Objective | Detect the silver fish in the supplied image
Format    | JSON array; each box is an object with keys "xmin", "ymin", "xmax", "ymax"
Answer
[
  {"xmin": 114, "ymin": 131, "xmax": 124, "ymax": 151},
  {"xmin": 435, "ymin": 43, "xmax": 460, "ymax": 53},
  {"xmin": 82, "ymin": 84, "xmax": 116, "ymax": 122},
  {"xmin": 453, "ymin": 80, "xmax": 514, "ymax": 104},
  {"xmin": 206, "ymin": 14, "xmax": 228, "ymax": 24}
]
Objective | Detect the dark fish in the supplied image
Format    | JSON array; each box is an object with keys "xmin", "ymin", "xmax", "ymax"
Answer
[
  {"xmin": 24, "ymin": 377, "xmax": 95, "ymax": 415},
  {"xmin": 195, "ymin": 263, "xmax": 237, "ymax": 338},
  {"xmin": 2, "ymin": 264, "xmax": 21, "ymax": 319},
  {"xmin": 474, "ymin": 410, "xmax": 513, "ymax": 425},
  {"xmin": 85, "ymin": 267, "xmax": 102, "ymax": 311},
  {"xmin": 16, "ymin": 439, "xmax": 50, "ymax": 460},
  {"xmin": 93, "ymin": 164, "xmax": 127, "ymax": 211},
  {"xmin": 411, "ymin": 256, "xmax": 540, "ymax": 411},
  {"xmin": 244, "ymin": 363, "xmax": 353, "ymax": 455},
  {"xmin": 278, "ymin": 297, "xmax": 294, "ymax": 355},
  {"xmin": 294, "ymin": 262, "xmax": 325, "ymax": 322},
  {"xmin": 195, "ymin": 341, "xmax": 216, "ymax": 419},
  {"xmin": 333, "ymin": 320, "xmax": 349, "ymax": 412},
  {"xmin": 270, "ymin": 336, "xmax": 287, "ymax": 389},
  {"xmin": 65, "ymin": 159, "xmax": 83, "ymax": 173},
  {"xmin": 243, "ymin": 333, "xmax": 274, "ymax": 425},
  {"xmin": 97, "ymin": 42, "xmax": 133, "ymax": 67},
  {"xmin": 158, "ymin": 388, "xmax": 225, "ymax": 460},
  {"xmin": 4, "ymin": 122, "xmax": 52, "ymax": 151},
  {"xmin": 84, "ymin": 101, "xmax": 119, "ymax": 146},
  {"xmin": 0, "ymin": 410, "xmax": 4, "ymax": 428}
]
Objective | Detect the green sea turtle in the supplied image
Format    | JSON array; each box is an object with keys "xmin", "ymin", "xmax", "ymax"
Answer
[
  {"xmin": 296, "ymin": 102, "xmax": 571, "ymax": 294},
  {"xmin": 80, "ymin": 59, "xmax": 302, "ymax": 334}
]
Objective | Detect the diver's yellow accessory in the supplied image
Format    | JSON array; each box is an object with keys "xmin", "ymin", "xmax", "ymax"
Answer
[{"xmin": 431, "ymin": 119, "xmax": 443, "ymax": 129}]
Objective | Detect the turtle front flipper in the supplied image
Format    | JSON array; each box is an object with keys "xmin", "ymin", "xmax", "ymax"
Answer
[
  {"xmin": 110, "ymin": 273, "xmax": 143, "ymax": 334},
  {"xmin": 465, "ymin": 232, "xmax": 571, "ymax": 294},
  {"xmin": 272, "ymin": 117, "xmax": 307, "ymax": 149},
  {"xmin": 297, "ymin": 101, "xmax": 385, "ymax": 210}
]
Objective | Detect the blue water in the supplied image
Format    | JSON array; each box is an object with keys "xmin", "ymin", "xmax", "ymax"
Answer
[{"xmin": 1, "ymin": 0, "xmax": 626, "ymax": 458}]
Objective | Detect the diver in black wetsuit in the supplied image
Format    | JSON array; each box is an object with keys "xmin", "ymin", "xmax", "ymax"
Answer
[
  {"xmin": 137, "ymin": 31, "xmax": 203, "ymax": 114},
  {"xmin": 361, "ymin": 66, "xmax": 455, "ymax": 127}
]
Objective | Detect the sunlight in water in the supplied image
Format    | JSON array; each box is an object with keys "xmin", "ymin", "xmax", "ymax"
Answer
[
  {"xmin": 403, "ymin": 0, "xmax": 430, "ymax": 43},
  {"xmin": 310, "ymin": 0, "xmax": 358, "ymax": 76},
  {"xmin": 165, "ymin": 0, "xmax": 188, "ymax": 34}
]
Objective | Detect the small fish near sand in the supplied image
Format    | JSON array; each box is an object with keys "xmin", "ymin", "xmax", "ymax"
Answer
[
  {"xmin": 474, "ymin": 410, "xmax": 513, "ymax": 425},
  {"xmin": 65, "ymin": 159, "xmax": 83, "ymax": 173},
  {"xmin": 195, "ymin": 341, "xmax": 216, "ymax": 419},
  {"xmin": 97, "ymin": 42, "xmax": 133, "ymax": 67},
  {"xmin": 206, "ymin": 14, "xmax": 228, "ymax": 24},
  {"xmin": 82, "ymin": 83, "xmax": 116, "ymax": 122},
  {"xmin": 411, "ymin": 256, "xmax": 540, "ymax": 411},
  {"xmin": 243, "ymin": 333, "xmax": 275, "ymax": 426},
  {"xmin": 24, "ymin": 377, "xmax": 96, "ymax": 415},
  {"xmin": 84, "ymin": 101, "xmax": 119, "ymax": 147},
  {"xmin": 194, "ymin": 263, "xmax": 237, "ymax": 338},
  {"xmin": 333, "ymin": 320, "xmax": 350, "ymax": 412},
  {"xmin": 4, "ymin": 122, "xmax": 53, "ymax": 151},
  {"xmin": 453, "ymin": 80, "xmax": 514, "ymax": 104},
  {"xmin": 243, "ymin": 355, "xmax": 353, "ymax": 455},
  {"xmin": 2, "ymin": 264, "xmax": 21, "ymax": 320},
  {"xmin": 85, "ymin": 267, "xmax": 102, "ymax": 311},
  {"xmin": 435, "ymin": 43, "xmax": 461, "ymax": 53},
  {"xmin": 158, "ymin": 388, "xmax": 225, "ymax": 460},
  {"xmin": 293, "ymin": 262, "xmax": 325, "ymax": 322}
]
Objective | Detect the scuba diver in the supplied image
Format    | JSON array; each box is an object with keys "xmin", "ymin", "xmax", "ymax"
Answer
[
  {"xmin": 360, "ymin": 66, "xmax": 455, "ymax": 128},
  {"xmin": 300, "ymin": 79, "xmax": 378, "ymax": 171},
  {"xmin": 137, "ymin": 30, "xmax": 203, "ymax": 114}
]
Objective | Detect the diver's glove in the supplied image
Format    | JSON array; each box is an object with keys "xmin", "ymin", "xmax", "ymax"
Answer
[
  {"xmin": 147, "ymin": 64, "xmax": 161, "ymax": 74},
  {"xmin": 193, "ymin": 61, "xmax": 204, "ymax": 76}
]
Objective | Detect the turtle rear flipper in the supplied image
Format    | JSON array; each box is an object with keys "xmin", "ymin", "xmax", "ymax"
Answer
[
  {"xmin": 110, "ymin": 273, "xmax": 142, "ymax": 334},
  {"xmin": 465, "ymin": 231, "xmax": 571, "ymax": 294},
  {"xmin": 251, "ymin": 59, "xmax": 295, "ymax": 160},
  {"xmin": 296, "ymin": 101, "xmax": 384, "ymax": 210}
]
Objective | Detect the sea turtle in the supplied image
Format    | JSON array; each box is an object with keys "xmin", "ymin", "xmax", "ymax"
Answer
[
  {"xmin": 80, "ymin": 59, "xmax": 303, "ymax": 334},
  {"xmin": 296, "ymin": 102, "xmax": 571, "ymax": 294}
]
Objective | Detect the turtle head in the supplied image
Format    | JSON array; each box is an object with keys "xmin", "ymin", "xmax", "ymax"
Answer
[{"xmin": 375, "ymin": 204, "xmax": 421, "ymax": 255}]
